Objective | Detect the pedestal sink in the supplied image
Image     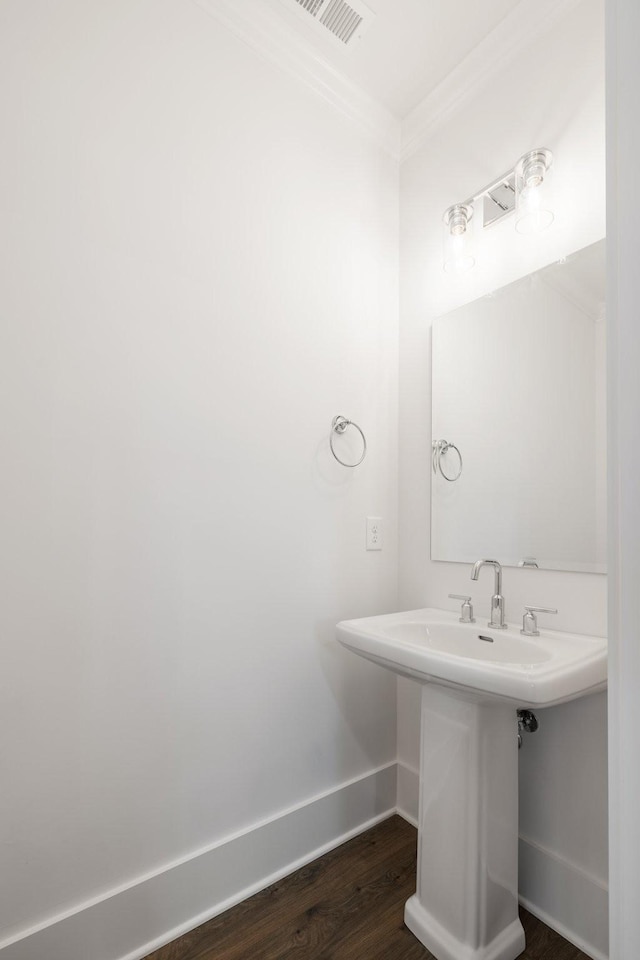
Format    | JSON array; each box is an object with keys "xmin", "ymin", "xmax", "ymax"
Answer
[{"xmin": 336, "ymin": 608, "xmax": 607, "ymax": 960}]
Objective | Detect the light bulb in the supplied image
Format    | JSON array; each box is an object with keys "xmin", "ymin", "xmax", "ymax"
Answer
[
  {"xmin": 443, "ymin": 204, "xmax": 475, "ymax": 273},
  {"xmin": 515, "ymin": 149, "xmax": 554, "ymax": 234}
]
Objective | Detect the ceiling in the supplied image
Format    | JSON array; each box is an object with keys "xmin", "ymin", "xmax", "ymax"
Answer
[
  {"xmin": 262, "ymin": 0, "xmax": 527, "ymax": 117},
  {"xmin": 195, "ymin": 0, "xmax": 584, "ymax": 158}
]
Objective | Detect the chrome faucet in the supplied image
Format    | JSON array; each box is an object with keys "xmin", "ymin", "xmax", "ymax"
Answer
[{"xmin": 471, "ymin": 559, "xmax": 507, "ymax": 629}]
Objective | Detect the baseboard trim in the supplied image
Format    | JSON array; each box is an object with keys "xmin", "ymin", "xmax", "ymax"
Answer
[
  {"xmin": 0, "ymin": 764, "xmax": 397, "ymax": 960},
  {"xmin": 395, "ymin": 760, "xmax": 419, "ymax": 827},
  {"xmin": 518, "ymin": 834, "xmax": 609, "ymax": 960},
  {"xmin": 1, "ymin": 767, "xmax": 608, "ymax": 960}
]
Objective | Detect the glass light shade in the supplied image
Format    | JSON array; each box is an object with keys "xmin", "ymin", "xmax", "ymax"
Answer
[
  {"xmin": 443, "ymin": 204, "xmax": 475, "ymax": 274},
  {"xmin": 515, "ymin": 149, "xmax": 554, "ymax": 234}
]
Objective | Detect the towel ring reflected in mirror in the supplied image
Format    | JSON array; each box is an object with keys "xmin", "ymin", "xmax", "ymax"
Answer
[{"xmin": 432, "ymin": 439, "xmax": 463, "ymax": 482}]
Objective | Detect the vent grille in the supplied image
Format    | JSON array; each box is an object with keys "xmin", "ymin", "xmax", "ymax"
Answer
[
  {"xmin": 291, "ymin": 0, "xmax": 368, "ymax": 45},
  {"xmin": 319, "ymin": 0, "xmax": 363, "ymax": 43},
  {"xmin": 296, "ymin": 0, "xmax": 325, "ymax": 14}
]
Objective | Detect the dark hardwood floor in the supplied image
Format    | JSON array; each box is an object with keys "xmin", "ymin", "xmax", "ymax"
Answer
[{"xmin": 143, "ymin": 816, "xmax": 591, "ymax": 960}]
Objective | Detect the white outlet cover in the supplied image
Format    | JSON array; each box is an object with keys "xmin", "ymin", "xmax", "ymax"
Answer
[{"xmin": 366, "ymin": 516, "xmax": 382, "ymax": 550}]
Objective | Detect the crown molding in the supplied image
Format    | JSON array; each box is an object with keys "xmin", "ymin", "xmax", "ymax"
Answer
[
  {"xmin": 400, "ymin": 0, "xmax": 586, "ymax": 162},
  {"xmin": 190, "ymin": 0, "xmax": 402, "ymax": 159},
  {"xmin": 190, "ymin": 0, "xmax": 587, "ymax": 166}
]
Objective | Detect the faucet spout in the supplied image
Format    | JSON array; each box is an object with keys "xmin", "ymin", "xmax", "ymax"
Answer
[{"xmin": 470, "ymin": 559, "xmax": 506, "ymax": 629}]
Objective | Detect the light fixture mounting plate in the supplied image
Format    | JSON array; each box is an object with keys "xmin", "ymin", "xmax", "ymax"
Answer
[{"xmin": 483, "ymin": 175, "xmax": 516, "ymax": 228}]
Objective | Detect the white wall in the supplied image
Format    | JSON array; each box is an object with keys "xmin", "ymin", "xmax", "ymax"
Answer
[
  {"xmin": 398, "ymin": 0, "xmax": 608, "ymax": 955},
  {"xmin": 606, "ymin": 0, "xmax": 640, "ymax": 955},
  {"xmin": 0, "ymin": 1, "xmax": 399, "ymax": 956}
]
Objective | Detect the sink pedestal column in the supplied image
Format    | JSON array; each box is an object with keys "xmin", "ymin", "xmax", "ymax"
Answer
[{"xmin": 404, "ymin": 683, "xmax": 525, "ymax": 960}]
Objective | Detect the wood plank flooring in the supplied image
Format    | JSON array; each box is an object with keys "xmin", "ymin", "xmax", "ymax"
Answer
[{"xmin": 143, "ymin": 816, "xmax": 592, "ymax": 960}]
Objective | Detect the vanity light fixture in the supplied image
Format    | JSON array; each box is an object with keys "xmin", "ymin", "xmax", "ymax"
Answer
[{"xmin": 443, "ymin": 148, "xmax": 554, "ymax": 272}]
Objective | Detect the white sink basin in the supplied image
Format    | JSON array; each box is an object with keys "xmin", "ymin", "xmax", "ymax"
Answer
[{"xmin": 337, "ymin": 607, "xmax": 607, "ymax": 706}]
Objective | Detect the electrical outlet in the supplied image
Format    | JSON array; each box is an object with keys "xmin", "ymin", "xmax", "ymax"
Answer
[{"xmin": 366, "ymin": 517, "xmax": 382, "ymax": 550}]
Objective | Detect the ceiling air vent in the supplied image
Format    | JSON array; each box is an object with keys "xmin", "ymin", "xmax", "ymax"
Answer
[
  {"xmin": 283, "ymin": 0, "xmax": 374, "ymax": 46},
  {"xmin": 296, "ymin": 0, "xmax": 325, "ymax": 14},
  {"xmin": 318, "ymin": 0, "xmax": 362, "ymax": 43}
]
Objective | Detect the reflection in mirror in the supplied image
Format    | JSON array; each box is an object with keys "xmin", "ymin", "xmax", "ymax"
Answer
[{"xmin": 431, "ymin": 238, "xmax": 606, "ymax": 574}]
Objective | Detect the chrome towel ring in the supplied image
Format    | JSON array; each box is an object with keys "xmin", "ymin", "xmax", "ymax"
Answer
[
  {"xmin": 330, "ymin": 415, "xmax": 367, "ymax": 467},
  {"xmin": 432, "ymin": 439, "xmax": 463, "ymax": 482}
]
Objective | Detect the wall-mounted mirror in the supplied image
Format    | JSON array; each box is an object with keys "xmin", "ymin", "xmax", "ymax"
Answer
[{"xmin": 431, "ymin": 238, "xmax": 606, "ymax": 574}]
